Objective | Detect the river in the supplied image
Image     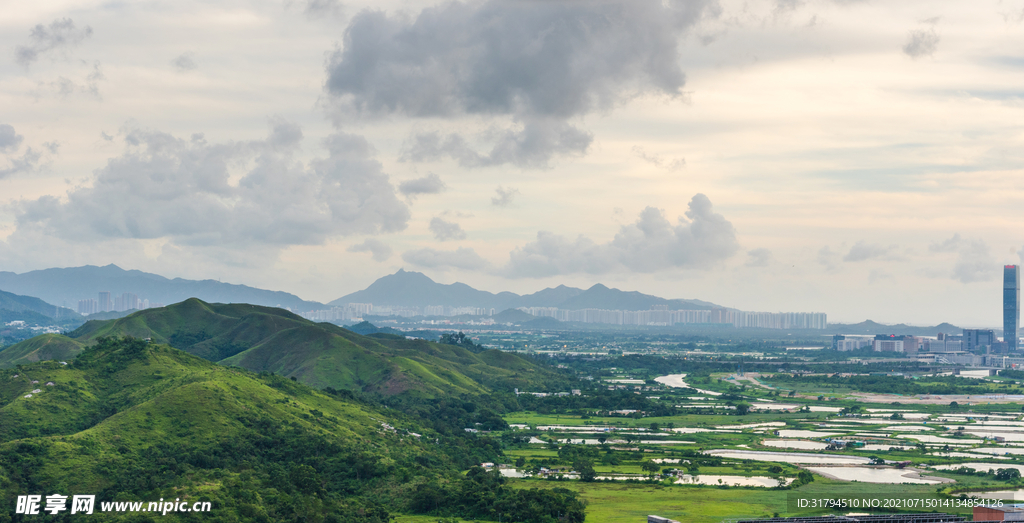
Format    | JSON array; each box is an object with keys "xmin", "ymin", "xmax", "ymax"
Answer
[{"xmin": 654, "ymin": 374, "xmax": 722, "ymax": 396}]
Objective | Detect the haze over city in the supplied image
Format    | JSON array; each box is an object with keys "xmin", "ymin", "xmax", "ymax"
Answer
[{"xmin": 3, "ymin": 0, "xmax": 1024, "ymax": 327}]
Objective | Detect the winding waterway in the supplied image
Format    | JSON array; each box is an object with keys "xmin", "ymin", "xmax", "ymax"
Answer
[{"xmin": 654, "ymin": 374, "xmax": 722, "ymax": 396}]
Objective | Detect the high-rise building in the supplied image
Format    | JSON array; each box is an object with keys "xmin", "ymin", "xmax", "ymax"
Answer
[
  {"xmin": 98, "ymin": 291, "xmax": 112, "ymax": 312},
  {"xmin": 1005, "ymin": 265, "xmax": 1020, "ymax": 351},
  {"xmin": 964, "ymin": 328, "xmax": 996, "ymax": 354}
]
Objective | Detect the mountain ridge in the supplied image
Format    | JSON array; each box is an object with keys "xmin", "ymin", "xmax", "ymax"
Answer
[
  {"xmin": 0, "ymin": 264, "xmax": 325, "ymax": 312},
  {"xmin": 332, "ymin": 269, "xmax": 721, "ymax": 311},
  {"xmin": 0, "ymin": 299, "xmax": 567, "ymax": 396}
]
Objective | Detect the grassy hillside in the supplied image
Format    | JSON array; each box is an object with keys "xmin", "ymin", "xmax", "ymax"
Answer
[
  {"xmin": 0, "ymin": 337, "xmax": 586, "ymax": 523},
  {"xmin": 0, "ymin": 337, "xmax": 474, "ymax": 522},
  {"xmin": 0, "ymin": 332, "xmax": 83, "ymax": 365},
  {"xmin": 0, "ymin": 299, "xmax": 567, "ymax": 397}
]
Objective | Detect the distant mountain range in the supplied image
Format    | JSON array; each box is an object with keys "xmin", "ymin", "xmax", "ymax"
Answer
[
  {"xmin": 330, "ymin": 269, "xmax": 721, "ymax": 311},
  {"xmin": 0, "ymin": 265, "xmax": 723, "ymax": 315},
  {"xmin": 827, "ymin": 320, "xmax": 966, "ymax": 337},
  {"xmin": 0, "ymin": 299, "xmax": 566, "ymax": 396},
  {"xmin": 0, "ymin": 264, "xmax": 324, "ymax": 312},
  {"xmin": 0, "ymin": 289, "xmax": 81, "ymax": 325}
]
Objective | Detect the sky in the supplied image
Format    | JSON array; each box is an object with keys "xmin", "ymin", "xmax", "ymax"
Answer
[{"xmin": 3, "ymin": 0, "xmax": 1024, "ymax": 326}]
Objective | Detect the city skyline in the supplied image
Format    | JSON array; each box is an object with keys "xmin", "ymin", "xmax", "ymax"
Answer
[{"xmin": 3, "ymin": 1, "xmax": 1024, "ymax": 326}]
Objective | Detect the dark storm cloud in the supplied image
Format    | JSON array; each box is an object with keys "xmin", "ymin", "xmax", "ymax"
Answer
[
  {"xmin": 327, "ymin": 0, "xmax": 715, "ymax": 166},
  {"xmin": 402, "ymin": 247, "xmax": 489, "ymax": 271},
  {"xmin": 14, "ymin": 122, "xmax": 409, "ymax": 248},
  {"xmin": 429, "ymin": 217, "xmax": 467, "ymax": 241},
  {"xmin": 501, "ymin": 194, "xmax": 738, "ymax": 278},
  {"xmin": 15, "ymin": 18, "xmax": 93, "ymax": 67},
  {"xmin": 491, "ymin": 186, "xmax": 518, "ymax": 207},
  {"xmin": 347, "ymin": 238, "xmax": 393, "ymax": 262},
  {"xmin": 398, "ymin": 172, "xmax": 447, "ymax": 197},
  {"xmin": 903, "ymin": 28, "xmax": 939, "ymax": 58}
]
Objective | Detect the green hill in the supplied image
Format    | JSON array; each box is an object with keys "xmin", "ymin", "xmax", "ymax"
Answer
[
  {"xmin": 0, "ymin": 299, "xmax": 566, "ymax": 397},
  {"xmin": 0, "ymin": 332, "xmax": 83, "ymax": 364},
  {"xmin": 0, "ymin": 337, "xmax": 436, "ymax": 515},
  {"xmin": 0, "ymin": 337, "xmax": 586, "ymax": 523},
  {"xmin": 0, "ymin": 337, "xmax": 573, "ymax": 522}
]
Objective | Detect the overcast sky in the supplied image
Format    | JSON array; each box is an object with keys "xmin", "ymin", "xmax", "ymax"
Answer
[{"xmin": 3, "ymin": 0, "xmax": 1024, "ymax": 326}]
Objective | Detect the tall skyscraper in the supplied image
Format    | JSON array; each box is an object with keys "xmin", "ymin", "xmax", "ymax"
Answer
[
  {"xmin": 98, "ymin": 291, "xmax": 112, "ymax": 312},
  {"xmin": 1005, "ymin": 265, "xmax": 1019, "ymax": 351}
]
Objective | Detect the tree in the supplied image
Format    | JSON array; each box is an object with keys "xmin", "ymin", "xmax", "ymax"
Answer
[
  {"xmin": 890, "ymin": 412, "xmax": 904, "ymax": 420},
  {"xmin": 788, "ymin": 390, "xmax": 796, "ymax": 397},
  {"xmin": 515, "ymin": 457, "xmax": 526, "ymax": 468},
  {"xmin": 996, "ymin": 468, "xmax": 1021, "ymax": 481},
  {"xmin": 574, "ymin": 459, "xmax": 596, "ymax": 482},
  {"xmin": 870, "ymin": 456, "xmax": 885, "ymax": 466},
  {"xmin": 949, "ymin": 401, "xmax": 959, "ymax": 409},
  {"xmin": 735, "ymin": 402, "xmax": 751, "ymax": 416},
  {"xmin": 641, "ymin": 460, "xmax": 661, "ymax": 479},
  {"xmin": 438, "ymin": 331, "xmax": 477, "ymax": 349}
]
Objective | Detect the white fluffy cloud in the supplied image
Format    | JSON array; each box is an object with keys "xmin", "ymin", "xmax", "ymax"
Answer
[
  {"xmin": 502, "ymin": 194, "xmax": 738, "ymax": 278},
  {"xmin": 429, "ymin": 217, "xmax": 467, "ymax": 241},
  {"xmin": 13, "ymin": 122, "xmax": 409, "ymax": 250},
  {"xmin": 347, "ymin": 238, "xmax": 393, "ymax": 262}
]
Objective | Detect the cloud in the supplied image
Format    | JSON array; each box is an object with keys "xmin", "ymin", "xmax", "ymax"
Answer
[
  {"xmin": 842, "ymin": 241, "xmax": 896, "ymax": 262},
  {"xmin": 429, "ymin": 217, "xmax": 466, "ymax": 241},
  {"xmin": 501, "ymin": 194, "xmax": 738, "ymax": 278},
  {"xmin": 491, "ymin": 186, "xmax": 519, "ymax": 207},
  {"xmin": 326, "ymin": 0, "xmax": 714, "ymax": 166},
  {"xmin": 632, "ymin": 145, "xmax": 686, "ymax": 171},
  {"xmin": 746, "ymin": 248, "xmax": 773, "ymax": 267},
  {"xmin": 773, "ymin": 0, "xmax": 805, "ymax": 19},
  {"xmin": 402, "ymin": 247, "xmax": 489, "ymax": 271},
  {"xmin": 398, "ymin": 172, "xmax": 446, "ymax": 197},
  {"xmin": 952, "ymin": 240, "xmax": 996, "ymax": 283},
  {"xmin": 817, "ymin": 246, "xmax": 840, "ymax": 271},
  {"xmin": 33, "ymin": 61, "xmax": 104, "ymax": 100},
  {"xmin": 0, "ymin": 124, "xmax": 24, "ymax": 153},
  {"xmin": 15, "ymin": 18, "xmax": 93, "ymax": 67},
  {"xmin": 13, "ymin": 122, "xmax": 409, "ymax": 250},
  {"xmin": 903, "ymin": 28, "xmax": 939, "ymax": 59},
  {"xmin": 0, "ymin": 148, "xmax": 45, "ymax": 180},
  {"xmin": 305, "ymin": 0, "xmax": 343, "ymax": 18},
  {"xmin": 400, "ymin": 119, "xmax": 592, "ymax": 169},
  {"xmin": 347, "ymin": 238, "xmax": 392, "ymax": 262},
  {"xmin": 925, "ymin": 234, "xmax": 997, "ymax": 283},
  {"xmin": 929, "ymin": 233, "xmax": 963, "ymax": 253},
  {"xmin": 868, "ymin": 269, "xmax": 893, "ymax": 284},
  {"xmin": 172, "ymin": 52, "xmax": 197, "ymax": 72},
  {"xmin": 0, "ymin": 124, "xmax": 56, "ymax": 180}
]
